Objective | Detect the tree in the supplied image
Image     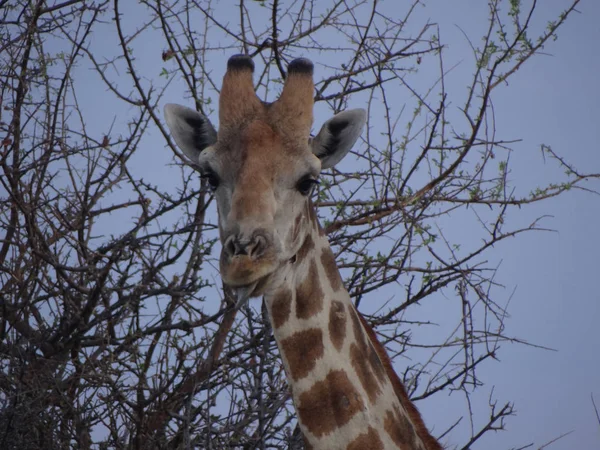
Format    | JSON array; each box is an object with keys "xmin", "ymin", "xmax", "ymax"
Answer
[{"xmin": 0, "ymin": 0, "xmax": 596, "ymax": 448}]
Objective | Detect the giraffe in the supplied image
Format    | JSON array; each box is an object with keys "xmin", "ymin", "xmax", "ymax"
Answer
[{"xmin": 164, "ymin": 55, "xmax": 442, "ymax": 450}]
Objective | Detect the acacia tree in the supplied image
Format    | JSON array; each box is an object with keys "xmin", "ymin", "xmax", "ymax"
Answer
[{"xmin": 0, "ymin": 0, "xmax": 596, "ymax": 449}]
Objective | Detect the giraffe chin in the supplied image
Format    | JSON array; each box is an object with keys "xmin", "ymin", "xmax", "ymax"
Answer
[
  {"xmin": 221, "ymin": 255, "xmax": 277, "ymax": 299},
  {"xmin": 232, "ymin": 282, "xmax": 258, "ymax": 308}
]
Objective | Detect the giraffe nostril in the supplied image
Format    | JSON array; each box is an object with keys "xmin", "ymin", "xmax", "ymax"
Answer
[
  {"xmin": 224, "ymin": 235, "xmax": 237, "ymax": 257},
  {"xmin": 250, "ymin": 234, "xmax": 267, "ymax": 258}
]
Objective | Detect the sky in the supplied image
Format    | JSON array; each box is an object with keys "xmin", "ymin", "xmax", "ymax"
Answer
[
  {"xmin": 415, "ymin": 1, "xmax": 600, "ymax": 448},
  {"xmin": 36, "ymin": 0, "xmax": 599, "ymax": 448}
]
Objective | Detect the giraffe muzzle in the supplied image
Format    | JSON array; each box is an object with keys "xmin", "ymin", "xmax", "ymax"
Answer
[{"xmin": 220, "ymin": 230, "xmax": 279, "ymax": 292}]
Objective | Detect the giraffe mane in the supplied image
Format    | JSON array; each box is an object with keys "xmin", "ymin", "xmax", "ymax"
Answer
[{"xmin": 357, "ymin": 312, "xmax": 443, "ymax": 450}]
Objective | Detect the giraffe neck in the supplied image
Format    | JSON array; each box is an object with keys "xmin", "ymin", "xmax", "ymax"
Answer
[{"xmin": 263, "ymin": 210, "xmax": 435, "ymax": 450}]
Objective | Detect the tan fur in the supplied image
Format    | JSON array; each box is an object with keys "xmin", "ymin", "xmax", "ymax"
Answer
[
  {"xmin": 229, "ymin": 121, "xmax": 279, "ymax": 221},
  {"xmin": 271, "ymin": 71, "xmax": 314, "ymax": 140},
  {"xmin": 219, "ymin": 65, "xmax": 261, "ymax": 131}
]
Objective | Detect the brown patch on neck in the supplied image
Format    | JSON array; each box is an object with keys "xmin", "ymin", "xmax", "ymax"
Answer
[
  {"xmin": 384, "ymin": 405, "xmax": 420, "ymax": 449},
  {"xmin": 271, "ymin": 287, "xmax": 292, "ymax": 329},
  {"xmin": 296, "ymin": 369, "xmax": 365, "ymax": 438},
  {"xmin": 321, "ymin": 247, "xmax": 343, "ymax": 292},
  {"xmin": 295, "ymin": 259, "xmax": 324, "ymax": 319},
  {"xmin": 347, "ymin": 426, "xmax": 384, "ymax": 450},
  {"xmin": 280, "ymin": 328, "xmax": 324, "ymax": 381},
  {"xmin": 349, "ymin": 308, "xmax": 386, "ymax": 403},
  {"xmin": 291, "ymin": 212, "xmax": 303, "ymax": 244},
  {"xmin": 306, "ymin": 199, "xmax": 321, "ymax": 230},
  {"xmin": 295, "ymin": 232, "xmax": 315, "ymax": 265},
  {"xmin": 328, "ymin": 300, "xmax": 347, "ymax": 351},
  {"xmin": 350, "ymin": 343, "xmax": 382, "ymax": 404},
  {"xmin": 357, "ymin": 314, "xmax": 442, "ymax": 450}
]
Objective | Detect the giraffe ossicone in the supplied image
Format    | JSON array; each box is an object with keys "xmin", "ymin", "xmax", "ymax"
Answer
[{"xmin": 164, "ymin": 54, "xmax": 442, "ymax": 450}]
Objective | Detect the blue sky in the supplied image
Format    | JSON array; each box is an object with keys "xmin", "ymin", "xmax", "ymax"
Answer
[{"xmin": 417, "ymin": 1, "xmax": 600, "ymax": 448}]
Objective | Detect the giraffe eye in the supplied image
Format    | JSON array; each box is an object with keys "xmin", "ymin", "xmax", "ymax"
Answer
[
  {"xmin": 297, "ymin": 177, "xmax": 319, "ymax": 196},
  {"xmin": 201, "ymin": 170, "xmax": 220, "ymax": 192}
]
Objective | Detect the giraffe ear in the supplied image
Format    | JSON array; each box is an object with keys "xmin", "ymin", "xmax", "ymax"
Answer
[
  {"xmin": 164, "ymin": 103, "xmax": 217, "ymax": 163},
  {"xmin": 311, "ymin": 109, "xmax": 366, "ymax": 169}
]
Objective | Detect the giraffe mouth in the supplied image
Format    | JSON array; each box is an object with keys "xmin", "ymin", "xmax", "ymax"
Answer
[
  {"xmin": 221, "ymin": 252, "xmax": 278, "ymax": 286},
  {"xmin": 231, "ymin": 272, "xmax": 274, "ymax": 307}
]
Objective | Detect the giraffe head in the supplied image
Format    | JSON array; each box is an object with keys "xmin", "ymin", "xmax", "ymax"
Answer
[{"xmin": 164, "ymin": 55, "xmax": 365, "ymax": 301}]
